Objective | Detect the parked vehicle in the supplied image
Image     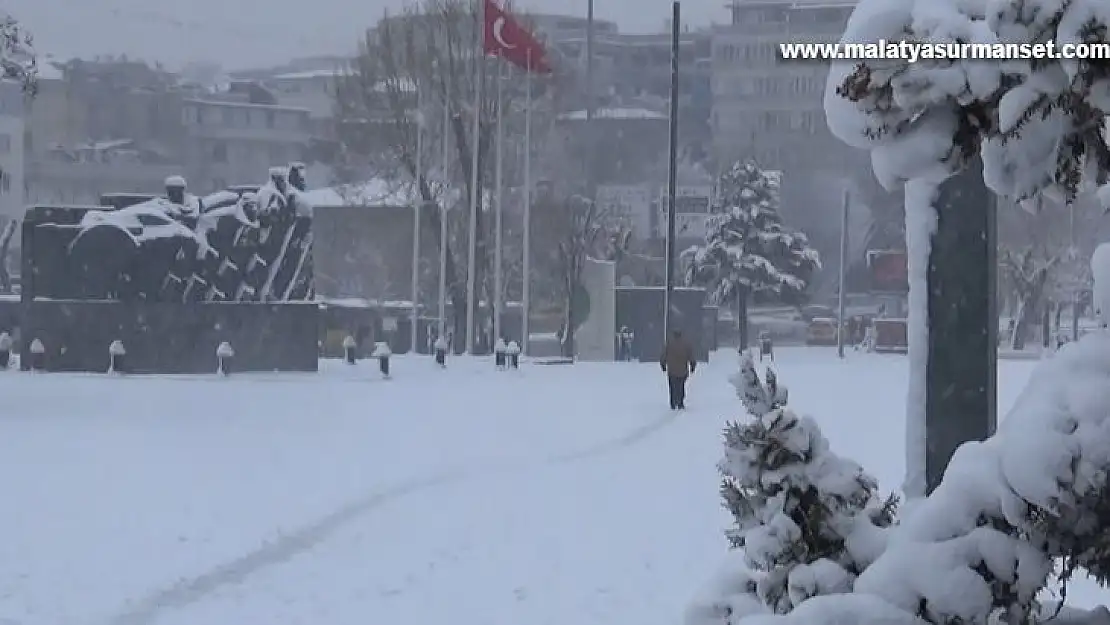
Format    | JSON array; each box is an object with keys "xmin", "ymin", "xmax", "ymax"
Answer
[{"xmin": 806, "ymin": 317, "xmax": 839, "ymax": 346}]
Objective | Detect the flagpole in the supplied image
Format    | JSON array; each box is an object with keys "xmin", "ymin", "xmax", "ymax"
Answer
[
  {"xmin": 521, "ymin": 48, "xmax": 533, "ymax": 356},
  {"xmin": 438, "ymin": 92, "xmax": 450, "ymax": 343},
  {"xmin": 493, "ymin": 61, "xmax": 504, "ymax": 346},
  {"xmin": 411, "ymin": 81, "xmax": 424, "ymax": 354},
  {"xmin": 465, "ymin": 0, "xmax": 485, "ymax": 354},
  {"xmin": 663, "ymin": 1, "xmax": 680, "ymax": 335}
]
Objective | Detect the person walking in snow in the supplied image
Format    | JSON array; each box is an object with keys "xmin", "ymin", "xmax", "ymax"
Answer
[{"xmin": 660, "ymin": 329, "xmax": 696, "ymax": 410}]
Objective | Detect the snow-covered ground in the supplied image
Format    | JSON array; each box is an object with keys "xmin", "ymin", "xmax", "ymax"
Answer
[{"xmin": 0, "ymin": 348, "xmax": 1098, "ymax": 625}]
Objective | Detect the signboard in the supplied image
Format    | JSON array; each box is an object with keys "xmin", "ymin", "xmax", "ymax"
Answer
[
  {"xmin": 868, "ymin": 250, "xmax": 908, "ymax": 293},
  {"xmin": 658, "ymin": 186, "xmax": 713, "ymax": 239},
  {"xmin": 597, "ymin": 184, "xmax": 653, "ymax": 237}
]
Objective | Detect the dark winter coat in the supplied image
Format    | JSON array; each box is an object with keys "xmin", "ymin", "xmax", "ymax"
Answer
[{"xmin": 660, "ymin": 336, "xmax": 696, "ymax": 377}]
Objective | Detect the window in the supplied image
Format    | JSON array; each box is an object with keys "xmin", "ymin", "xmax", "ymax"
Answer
[
  {"xmin": 222, "ymin": 108, "xmax": 235, "ymax": 125},
  {"xmin": 265, "ymin": 110, "xmax": 276, "ymax": 128},
  {"xmin": 211, "ymin": 141, "xmax": 228, "ymax": 162},
  {"xmin": 269, "ymin": 144, "xmax": 286, "ymax": 163}
]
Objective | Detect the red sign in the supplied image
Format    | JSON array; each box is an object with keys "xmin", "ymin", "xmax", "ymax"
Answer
[{"xmin": 868, "ymin": 250, "xmax": 908, "ymax": 293}]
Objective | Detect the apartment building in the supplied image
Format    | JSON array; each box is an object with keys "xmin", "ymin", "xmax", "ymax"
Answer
[
  {"xmin": 181, "ymin": 96, "xmax": 312, "ymax": 191},
  {"xmin": 539, "ymin": 16, "xmax": 713, "ymax": 150},
  {"xmin": 262, "ymin": 68, "xmax": 339, "ymax": 138},
  {"xmin": 21, "ymin": 58, "xmax": 314, "ymax": 201},
  {"xmin": 711, "ymin": 0, "xmax": 866, "ymax": 172},
  {"xmin": 0, "ymin": 81, "xmax": 25, "ymax": 219}
]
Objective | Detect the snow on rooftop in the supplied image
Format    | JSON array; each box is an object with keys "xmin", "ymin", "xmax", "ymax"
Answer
[
  {"xmin": 270, "ymin": 68, "xmax": 345, "ymax": 81},
  {"xmin": 304, "ymin": 178, "xmax": 464, "ymax": 209},
  {"xmin": 557, "ymin": 107, "xmax": 667, "ymax": 121},
  {"xmin": 302, "ymin": 179, "xmax": 418, "ymax": 208}
]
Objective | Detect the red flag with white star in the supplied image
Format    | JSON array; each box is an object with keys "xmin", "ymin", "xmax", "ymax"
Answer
[{"xmin": 483, "ymin": 0, "xmax": 552, "ymax": 74}]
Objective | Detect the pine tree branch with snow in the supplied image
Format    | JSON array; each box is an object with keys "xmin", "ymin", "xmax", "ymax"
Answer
[
  {"xmin": 688, "ymin": 355, "xmax": 897, "ymax": 625},
  {"xmin": 0, "ymin": 14, "xmax": 36, "ymax": 96},
  {"xmin": 826, "ymin": 0, "xmax": 1110, "ymax": 205}
]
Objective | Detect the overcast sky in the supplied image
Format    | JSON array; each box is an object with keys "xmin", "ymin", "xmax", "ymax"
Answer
[{"xmin": 0, "ymin": 0, "xmax": 727, "ymax": 70}]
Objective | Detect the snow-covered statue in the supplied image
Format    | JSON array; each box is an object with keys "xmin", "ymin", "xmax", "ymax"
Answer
[
  {"xmin": 285, "ymin": 162, "xmax": 312, "ymax": 217},
  {"xmin": 256, "ymin": 166, "xmax": 289, "ymax": 216},
  {"xmin": 29, "ymin": 166, "xmax": 315, "ymax": 302},
  {"xmin": 162, "ymin": 175, "xmax": 202, "ymax": 221},
  {"xmin": 288, "ymin": 162, "xmax": 307, "ymax": 192}
]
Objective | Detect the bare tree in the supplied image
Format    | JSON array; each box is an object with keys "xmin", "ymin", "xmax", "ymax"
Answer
[
  {"xmin": 0, "ymin": 218, "xmax": 15, "ymax": 293},
  {"xmin": 531, "ymin": 183, "xmax": 624, "ymax": 357},
  {"xmin": 334, "ymin": 0, "xmax": 508, "ymax": 351}
]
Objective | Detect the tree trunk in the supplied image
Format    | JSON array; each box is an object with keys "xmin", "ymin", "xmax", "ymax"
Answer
[
  {"xmin": 450, "ymin": 109, "xmax": 490, "ymax": 353},
  {"xmin": 562, "ymin": 307, "xmax": 576, "ymax": 358},
  {"xmin": 1072, "ymin": 297, "xmax": 1081, "ymax": 341},
  {"xmin": 924, "ymin": 163, "xmax": 997, "ymax": 496},
  {"xmin": 737, "ymin": 287, "xmax": 750, "ymax": 350},
  {"xmin": 1010, "ymin": 298, "xmax": 1029, "ymax": 351},
  {"xmin": 1042, "ymin": 304, "xmax": 1052, "ymax": 349}
]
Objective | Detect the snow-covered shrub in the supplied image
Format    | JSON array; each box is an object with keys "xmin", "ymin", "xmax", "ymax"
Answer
[
  {"xmin": 688, "ymin": 354, "xmax": 897, "ymax": 624},
  {"xmin": 719, "ymin": 322, "xmax": 1110, "ymax": 625}
]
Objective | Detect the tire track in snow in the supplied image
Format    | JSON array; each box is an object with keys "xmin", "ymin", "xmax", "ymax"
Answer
[{"xmin": 103, "ymin": 409, "xmax": 680, "ymax": 625}]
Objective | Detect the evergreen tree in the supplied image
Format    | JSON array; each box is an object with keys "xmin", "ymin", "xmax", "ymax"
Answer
[
  {"xmin": 0, "ymin": 14, "xmax": 35, "ymax": 95},
  {"xmin": 684, "ymin": 161, "xmax": 820, "ymax": 349},
  {"xmin": 688, "ymin": 353, "xmax": 897, "ymax": 624}
]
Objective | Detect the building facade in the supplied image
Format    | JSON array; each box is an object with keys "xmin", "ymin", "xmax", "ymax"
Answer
[
  {"xmin": 711, "ymin": 0, "xmax": 868, "ymax": 170},
  {"xmin": 181, "ymin": 97, "xmax": 312, "ymax": 191},
  {"xmin": 0, "ymin": 81, "xmax": 25, "ymax": 219}
]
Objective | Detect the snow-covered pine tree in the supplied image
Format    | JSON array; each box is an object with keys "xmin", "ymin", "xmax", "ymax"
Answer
[
  {"xmin": 688, "ymin": 353, "xmax": 897, "ymax": 624},
  {"xmin": 684, "ymin": 161, "xmax": 820, "ymax": 349},
  {"xmin": 0, "ymin": 14, "xmax": 36, "ymax": 95}
]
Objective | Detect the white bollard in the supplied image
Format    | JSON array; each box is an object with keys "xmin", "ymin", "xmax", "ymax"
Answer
[
  {"xmin": 494, "ymin": 338, "xmax": 507, "ymax": 370},
  {"xmin": 343, "ymin": 335, "xmax": 358, "ymax": 364},
  {"xmin": 372, "ymin": 341, "xmax": 392, "ymax": 378},
  {"xmin": 434, "ymin": 336, "xmax": 448, "ymax": 368},
  {"xmin": 216, "ymin": 341, "xmax": 235, "ymax": 375},
  {"xmin": 0, "ymin": 331, "xmax": 11, "ymax": 369},
  {"xmin": 108, "ymin": 340, "xmax": 126, "ymax": 374},
  {"xmin": 29, "ymin": 338, "xmax": 45, "ymax": 371}
]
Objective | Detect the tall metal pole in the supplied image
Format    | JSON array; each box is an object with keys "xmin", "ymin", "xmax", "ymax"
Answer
[
  {"xmin": 585, "ymin": 0, "xmax": 596, "ymax": 202},
  {"xmin": 465, "ymin": 0, "xmax": 486, "ymax": 354},
  {"xmin": 1071, "ymin": 201, "xmax": 1080, "ymax": 342},
  {"xmin": 522, "ymin": 49, "xmax": 533, "ymax": 356},
  {"xmin": 663, "ymin": 1, "xmax": 680, "ymax": 334},
  {"xmin": 493, "ymin": 62, "xmax": 504, "ymax": 345},
  {"xmin": 438, "ymin": 95, "xmax": 450, "ymax": 342},
  {"xmin": 410, "ymin": 85, "xmax": 424, "ymax": 354},
  {"xmin": 837, "ymin": 189, "xmax": 849, "ymax": 358}
]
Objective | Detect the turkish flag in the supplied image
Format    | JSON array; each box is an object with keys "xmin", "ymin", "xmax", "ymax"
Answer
[{"xmin": 483, "ymin": 0, "xmax": 552, "ymax": 74}]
